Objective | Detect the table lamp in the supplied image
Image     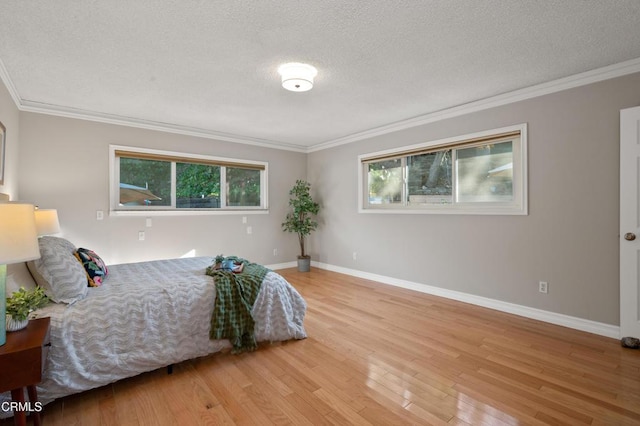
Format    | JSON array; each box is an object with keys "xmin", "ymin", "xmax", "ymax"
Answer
[
  {"xmin": 0, "ymin": 203, "xmax": 40, "ymax": 346},
  {"xmin": 34, "ymin": 208, "xmax": 61, "ymax": 236}
]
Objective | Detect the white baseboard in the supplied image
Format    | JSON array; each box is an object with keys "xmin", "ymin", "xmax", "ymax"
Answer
[
  {"xmin": 310, "ymin": 261, "xmax": 620, "ymax": 340},
  {"xmin": 266, "ymin": 261, "xmax": 298, "ymax": 270}
]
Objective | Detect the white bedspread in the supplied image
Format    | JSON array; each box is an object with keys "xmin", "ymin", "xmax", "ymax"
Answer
[{"xmin": 2, "ymin": 257, "xmax": 306, "ymax": 407}]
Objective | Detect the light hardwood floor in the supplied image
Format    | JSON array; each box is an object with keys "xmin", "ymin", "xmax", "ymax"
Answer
[{"xmin": 6, "ymin": 268, "xmax": 640, "ymax": 425}]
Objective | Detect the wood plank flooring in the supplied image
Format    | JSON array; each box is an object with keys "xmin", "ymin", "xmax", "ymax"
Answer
[{"xmin": 4, "ymin": 268, "xmax": 640, "ymax": 425}]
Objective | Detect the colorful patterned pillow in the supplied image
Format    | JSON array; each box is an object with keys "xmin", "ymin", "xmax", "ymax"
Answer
[{"xmin": 74, "ymin": 248, "xmax": 108, "ymax": 287}]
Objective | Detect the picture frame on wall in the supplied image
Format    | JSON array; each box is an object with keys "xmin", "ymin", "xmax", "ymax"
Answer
[{"xmin": 0, "ymin": 120, "xmax": 5, "ymax": 185}]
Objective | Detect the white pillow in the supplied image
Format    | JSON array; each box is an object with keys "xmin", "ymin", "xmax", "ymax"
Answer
[
  {"xmin": 27, "ymin": 236, "xmax": 87, "ymax": 304},
  {"xmin": 6, "ymin": 262, "xmax": 38, "ymax": 295}
]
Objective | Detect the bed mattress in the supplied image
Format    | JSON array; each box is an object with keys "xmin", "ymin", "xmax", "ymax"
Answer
[{"xmin": 3, "ymin": 256, "xmax": 307, "ymax": 406}]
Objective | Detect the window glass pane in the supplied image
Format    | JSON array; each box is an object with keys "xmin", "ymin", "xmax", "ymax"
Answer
[
  {"xmin": 407, "ymin": 150, "xmax": 452, "ymax": 205},
  {"xmin": 359, "ymin": 125, "xmax": 525, "ymax": 214},
  {"xmin": 119, "ymin": 158, "xmax": 171, "ymax": 206},
  {"xmin": 176, "ymin": 163, "xmax": 221, "ymax": 208},
  {"xmin": 456, "ymin": 141, "xmax": 513, "ymax": 202},
  {"xmin": 367, "ymin": 159, "xmax": 402, "ymax": 205},
  {"xmin": 226, "ymin": 167, "xmax": 261, "ymax": 207},
  {"xmin": 113, "ymin": 146, "xmax": 268, "ymax": 213}
]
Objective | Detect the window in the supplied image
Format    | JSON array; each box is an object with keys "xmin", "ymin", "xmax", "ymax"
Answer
[
  {"xmin": 359, "ymin": 124, "xmax": 527, "ymax": 214},
  {"xmin": 110, "ymin": 145, "xmax": 268, "ymax": 214}
]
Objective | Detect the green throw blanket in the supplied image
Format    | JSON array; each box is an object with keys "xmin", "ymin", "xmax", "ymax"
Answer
[{"xmin": 206, "ymin": 256, "xmax": 270, "ymax": 353}]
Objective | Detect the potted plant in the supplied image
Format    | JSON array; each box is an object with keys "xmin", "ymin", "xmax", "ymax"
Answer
[
  {"xmin": 5, "ymin": 287, "xmax": 49, "ymax": 332},
  {"xmin": 282, "ymin": 180, "xmax": 320, "ymax": 272}
]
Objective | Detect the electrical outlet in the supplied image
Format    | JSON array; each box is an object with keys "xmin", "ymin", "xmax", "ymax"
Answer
[
  {"xmin": 246, "ymin": 226, "xmax": 252, "ymax": 235},
  {"xmin": 96, "ymin": 210, "xmax": 104, "ymax": 220},
  {"xmin": 138, "ymin": 231, "xmax": 145, "ymax": 241},
  {"xmin": 353, "ymin": 252, "xmax": 357, "ymax": 261},
  {"xmin": 273, "ymin": 248, "xmax": 278, "ymax": 256},
  {"xmin": 539, "ymin": 281, "xmax": 548, "ymax": 294}
]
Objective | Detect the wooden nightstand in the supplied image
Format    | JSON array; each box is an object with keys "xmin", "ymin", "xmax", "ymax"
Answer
[{"xmin": 0, "ymin": 317, "xmax": 50, "ymax": 426}]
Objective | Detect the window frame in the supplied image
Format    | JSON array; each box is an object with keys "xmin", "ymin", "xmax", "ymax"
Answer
[
  {"xmin": 109, "ymin": 145, "xmax": 269, "ymax": 216},
  {"xmin": 358, "ymin": 124, "xmax": 528, "ymax": 215}
]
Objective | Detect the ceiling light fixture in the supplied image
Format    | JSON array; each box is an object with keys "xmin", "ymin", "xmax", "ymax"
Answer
[{"xmin": 278, "ymin": 63, "xmax": 317, "ymax": 92}]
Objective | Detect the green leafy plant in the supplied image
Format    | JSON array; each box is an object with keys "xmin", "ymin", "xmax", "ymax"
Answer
[
  {"xmin": 6, "ymin": 287, "xmax": 49, "ymax": 321},
  {"xmin": 282, "ymin": 180, "xmax": 320, "ymax": 258},
  {"xmin": 214, "ymin": 254, "xmax": 225, "ymax": 265}
]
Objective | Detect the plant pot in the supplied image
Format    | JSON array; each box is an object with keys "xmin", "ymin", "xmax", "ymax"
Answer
[
  {"xmin": 297, "ymin": 256, "xmax": 311, "ymax": 272},
  {"xmin": 6, "ymin": 314, "xmax": 28, "ymax": 332}
]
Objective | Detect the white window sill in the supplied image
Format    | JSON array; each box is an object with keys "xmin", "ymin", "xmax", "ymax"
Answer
[{"xmin": 110, "ymin": 209, "xmax": 269, "ymax": 217}]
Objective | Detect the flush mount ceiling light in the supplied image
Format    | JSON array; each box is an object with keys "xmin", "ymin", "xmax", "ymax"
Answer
[{"xmin": 278, "ymin": 62, "xmax": 317, "ymax": 92}]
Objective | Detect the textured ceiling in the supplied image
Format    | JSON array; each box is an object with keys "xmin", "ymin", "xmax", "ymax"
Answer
[{"xmin": 1, "ymin": 1, "xmax": 640, "ymax": 151}]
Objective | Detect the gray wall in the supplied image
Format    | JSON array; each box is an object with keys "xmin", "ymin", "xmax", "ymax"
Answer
[
  {"xmin": 7, "ymin": 72, "xmax": 640, "ymax": 326},
  {"xmin": 0, "ymin": 77, "xmax": 20, "ymax": 197},
  {"xmin": 308, "ymin": 72, "xmax": 640, "ymax": 326},
  {"xmin": 16, "ymin": 113, "xmax": 307, "ymax": 265}
]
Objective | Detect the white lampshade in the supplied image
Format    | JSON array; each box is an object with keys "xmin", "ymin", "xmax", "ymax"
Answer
[
  {"xmin": 0, "ymin": 203, "xmax": 40, "ymax": 346},
  {"xmin": 278, "ymin": 62, "xmax": 318, "ymax": 92},
  {"xmin": 35, "ymin": 208, "xmax": 61, "ymax": 236},
  {"xmin": 0, "ymin": 203, "xmax": 40, "ymax": 264}
]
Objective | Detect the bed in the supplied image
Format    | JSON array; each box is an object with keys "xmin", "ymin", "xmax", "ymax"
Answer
[{"xmin": 1, "ymin": 236, "xmax": 307, "ymax": 409}]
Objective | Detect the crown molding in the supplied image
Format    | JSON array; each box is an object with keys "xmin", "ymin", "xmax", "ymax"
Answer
[
  {"xmin": 0, "ymin": 58, "xmax": 22, "ymax": 108},
  {"xmin": 307, "ymin": 57, "xmax": 640, "ymax": 152},
  {"xmin": 18, "ymin": 100, "xmax": 308, "ymax": 153},
  {"xmin": 3, "ymin": 56, "xmax": 640, "ymax": 154}
]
